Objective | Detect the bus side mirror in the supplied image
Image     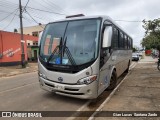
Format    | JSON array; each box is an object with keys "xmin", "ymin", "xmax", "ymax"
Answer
[
  {"xmin": 38, "ymin": 31, "xmax": 43, "ymax": 46},
  {"xmin": 102, "ymin": 26, "xmax": 112, "ymax": 48}
]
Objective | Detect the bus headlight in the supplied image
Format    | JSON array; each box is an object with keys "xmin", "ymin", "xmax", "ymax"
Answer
[
  {"xmin": 77, "ymin": 75, "xmax": 97, "ymax": 85},
  {"xmin": 38, "ymin": 72, "xmax": 47, "ymax": 79}
]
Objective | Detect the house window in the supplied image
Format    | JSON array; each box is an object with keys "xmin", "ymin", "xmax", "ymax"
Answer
[
  {"xmin": 32, "ymin": 32, "xmax": 38, "ymax": 37},
  {"xmin": 28, "ymin": 43, "xmax": 30, "ymax": 46}
]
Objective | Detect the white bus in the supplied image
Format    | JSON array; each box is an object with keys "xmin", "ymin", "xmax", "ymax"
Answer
[{"xmin": 38, "ymin": 15, "xmax": 132, "ymax": 99}]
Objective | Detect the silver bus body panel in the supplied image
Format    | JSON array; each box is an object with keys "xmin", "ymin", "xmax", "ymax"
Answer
[
  {"xmin": 39, "ymin": 76, "xmax": 98, "ymax": 99},
  {"xmin": 98, "ymin": 49, "xmax": 132, "ymax": 95},
  {"xmin": 38, "ymin": 60, "xmax": 92, "ymax": 84},
  {"xmin": 38, "ymin": 59, "xmax": 99, "ymax": 99},
  {"xmin": 38, "ymin": 58, "xmax": 100, "ymax": 99}
]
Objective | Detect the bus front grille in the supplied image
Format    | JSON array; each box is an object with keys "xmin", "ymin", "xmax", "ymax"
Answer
[
  {"xmin": 44, "ymin": 82, "xmax": 55, "ymax": 88},
  {"xmin": 65, "ymin": 88, "xmax": 79, "ymax": 91},
  {"xmin": 44, "ymin": 82, "xmax": 83, "ymax": 95},
  {"xmin": 56, "ymin": 91, "xmax": 84, "ymax": 95}
]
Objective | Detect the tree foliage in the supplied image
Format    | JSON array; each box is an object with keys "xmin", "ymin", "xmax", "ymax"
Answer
[
  {"xmin": 132, "ymin": 47, "xmax": 137, "ymax": 52},
  {"xmin": 141, "ymin": 18, "xmax": 160, "ymax": 50}
]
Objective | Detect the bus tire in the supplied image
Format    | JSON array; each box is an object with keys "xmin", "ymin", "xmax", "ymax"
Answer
[
  {"xmin": 107, "ymin": 70, "xmax": 117, "ymax": 90},
  {"xmin": 125, "ymin": 61, "xmax": 130, "ymax": 73}
]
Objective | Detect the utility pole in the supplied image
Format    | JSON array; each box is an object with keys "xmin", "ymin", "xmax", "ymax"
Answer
[{"xmin": 19, "ymin": 0, "xmax": 26, "ymax": 68}]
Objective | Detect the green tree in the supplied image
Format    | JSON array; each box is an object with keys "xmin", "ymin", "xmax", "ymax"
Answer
[
  {"xmin": 141, "ymin": 18, "xmax": 160, "ymax": 57},
  {"xmin": 132, "ymin": 47, "xmax": 137, "ymax": 52},
  {"xmin": 132, "ymin": 45, "xmax": 139, "ymax": 52}
]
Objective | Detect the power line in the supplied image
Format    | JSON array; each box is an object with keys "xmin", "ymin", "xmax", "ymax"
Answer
[
  {"xmin": 44, "ymin": 0, "xmax": 68, "ymax": 14},
  {"xmin": 23, "ymin": 15, "xmax": 40, "ymax": 24},
  {"xmin": 0, "ymin": 1, "xmax": 66, "ymax": 16},
  {"xmin": 0, "ymin": 1, "xmax": 67, "ymax": 16},
  {"xmin": 0, "ymin": 0, "xmax": 18, "ymax": 5},
  {"xmin": 26, "ymin": 6, "xmax": 67, "ymax": 15},
  {"xmin": 22, "ymin": 0, "xmax": 30, "ymax": 13},
  {"xmin": 0, "ymin": 10, "xmax": 19, "ymax": 16},
  {"xmin": 0, "ymin": 8, "xmax": 18, "ymax": 22},
  {"xmin": 26, "ymin": 8, "xmax": 53, "ymax": 21},
  {"xmin": 0, "ymin": 4, "xmax": 17, "ymax": 9},
  {"xmin": 0, "ymin": 2, "xmax": 18, "ymax": 8},
  {"xmin": 0, "ymin": 1, "xmax": 18, "ymax": 11},
  {"xmin": 32, "ymin": 0, "xmax": 56, "ymax": 14},
  {"xmin": 33, "ymin": 0, "xmax": 66, "ymax": 15},
  {"xmin": 115, "ymin": 20, "xmax": 143, "ymax": 22},
  {"xmin": 2, "ymin": 9, "xmax": 18, "ymax": 30},
  {"xmin": 23, "ymin": 15, "xmax": 38, "ymax": 24},
  {"xmin": 25, "ymin": 11, "xmax": 44, "ymax": 29},
  {"xmin": 0, "ymin": 6, "xmax": 49, "ymax": 22},
  {"xmin": 24, "ymin": 12, "xmax": 48, "ymax": 24}
]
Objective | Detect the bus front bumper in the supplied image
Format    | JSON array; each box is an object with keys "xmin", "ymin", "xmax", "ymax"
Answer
[{"xmin": 39, "ymin": 77, "xmax": 98, "ymax": 99}]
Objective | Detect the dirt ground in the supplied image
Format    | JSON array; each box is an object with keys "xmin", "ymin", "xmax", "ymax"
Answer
[{"xmin": 0, "ymin": 63, "xmax": 38, "ymax": 78}]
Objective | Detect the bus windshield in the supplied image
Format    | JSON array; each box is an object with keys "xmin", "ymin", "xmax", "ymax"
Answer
[{"xmin": 40, "ymin": 19, "xmax": 101, "ymax": 66}]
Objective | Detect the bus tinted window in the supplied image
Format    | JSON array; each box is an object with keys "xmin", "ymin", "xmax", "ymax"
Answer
[
  {"xmin": 127, "ymin": 37, "xmax": 129, "ymax": 49},
  {"xmin": 128, "ymin": 38, "xmax": 132, "ymax": 49},
  {"xmin": 119, "ymin": 32, "xmax": 124, "ymax": 48},
  {"xmin": 112, "ymin": 27, "xmax": 119, "ymax": 48},
  {"xmin": 124, "ymin": 35, "xmax": 128, "ymax": 49},
  {"xmin": 130, "ymin": 38, "xmax": 133, "ymax": 49}
]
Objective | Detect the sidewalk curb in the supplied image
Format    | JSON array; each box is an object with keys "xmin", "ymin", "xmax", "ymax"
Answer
[
  {"xmin": 0, "ymin": 70, "xmax": 37, "ymax": 78},
  {"xmin": 88, "ymin": 62, "xmax": 137, "ymax": 120}
]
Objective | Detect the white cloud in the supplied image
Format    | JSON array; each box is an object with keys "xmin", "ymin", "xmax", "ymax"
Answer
[{"xmin": 0, "ymin": 0, "xmax": 160, "ymax": 47}]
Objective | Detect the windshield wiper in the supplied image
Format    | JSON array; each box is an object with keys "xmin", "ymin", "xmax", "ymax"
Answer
[
  {"xmin": 47, "ymin": 37, "xmax": 63, "ymax": 64},
  {"xmin": 63, "ymin": 37, "xmax": 76, "ymax": 65},
  {"xmin": 47, "ymin": 37, "xmax": 76, "ymax": 66}
]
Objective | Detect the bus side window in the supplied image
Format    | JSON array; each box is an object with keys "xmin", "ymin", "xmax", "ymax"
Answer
[
  {"xmin": 119, "ymin": 32, "xmax": 124, "ymax": 49},
  {"xmin": 112, "ymin": 27, "xmax": 119, "ymax": 49},
  {"xmin": 127, "ymin": 37, "xmax": 130, "ymax": 49},
  {"xmin": 128, "ymin": 38, "xmax": 132, "ymax": 49},
  {"xmin": 124, "ymin": 35, "xmax": 128, "ymax": 49}
]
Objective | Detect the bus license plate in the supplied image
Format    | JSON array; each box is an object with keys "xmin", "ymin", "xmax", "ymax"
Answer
[{"xmin": 55, "ymin": 85, "xmax": 64, "ymax": 90}]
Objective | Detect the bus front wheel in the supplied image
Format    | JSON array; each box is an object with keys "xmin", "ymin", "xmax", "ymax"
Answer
[{"xmin": 107, "ymin": 70, "xmax": 117, "ymax": 90}]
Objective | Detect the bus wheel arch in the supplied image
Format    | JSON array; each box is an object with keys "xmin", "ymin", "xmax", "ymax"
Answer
[{"xmin": 107, "ymin": 69, "xmax": 117, "ymax": 90}]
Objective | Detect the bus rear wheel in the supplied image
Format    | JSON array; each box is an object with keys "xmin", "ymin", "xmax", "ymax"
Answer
[{"xmin": 107, "ymin": 70, "xmax": 117, "ymax": 90}]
